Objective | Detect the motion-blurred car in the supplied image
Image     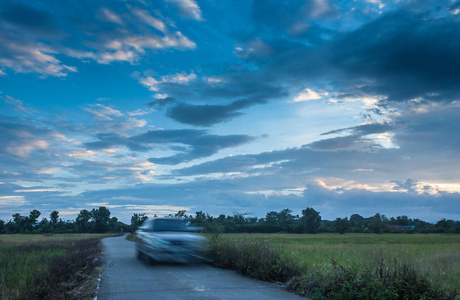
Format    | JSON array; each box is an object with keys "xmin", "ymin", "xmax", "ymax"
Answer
[{"xmin": 136, "ymin": 217, "xmax": 208, "ymax": 263}]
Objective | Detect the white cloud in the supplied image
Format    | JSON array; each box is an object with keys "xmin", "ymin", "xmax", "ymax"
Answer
[
  {"xmin": 311, "ymin": 0, "xmax": 331, "ymax": 17},
  {"xmin": 136, "ymin": 72, "xmax": 197, "ymax": 92},
  {"xmin": 293, "ymin": 88, "xmax": 327, "ymax": 102},
  {"xmin": 68, "ymin": 150, "xmax": 98, "ymax": 158},
  {"xmin": 0, "ymin": 37, "xmax": 77, "ymax": 77},
  {"xmin": 14, "ymin": 188, "xmax": 57, "ymax": 192},
  {"xmin": 6, "ymin": 140, "xmax": 49, "ymax": 158},
  {"xmin": 167, "ymin": 0, "xmax": 203, "ymax": 20},
  {"xmin": 0, "ymin": 3, "xmax": 197, "ymax": 75},
  {"xmin": 139, "ymin": 76, "xmax": 161, "ymax": 91},
  {"xmin": 127, "ymin": 118, "xmax": 148, "ymax": 128},
  {"xmin": 329, "ymin": 95, "xmax": 384, "ymax": 111},
  {"xmin": 206, "ymin": 77, "xmax": 223, "ymax": 84},
  {"xmin": 84, "ymin": 104, "xmax": 124, "ymax": 120},
  {"xmin": 97, "ymin": 50, "xmax": 137, "ymax": 64},
  {"xmin": 161, "ymin": 72, "xmax": 197, "ymax": 84},
  {"xmin": 153, "ymin": 93, "xmax": 169, "ymax": 99},
  {"xmin": 99, "ymin": 8, "xmax": 124, "ymax": 25},
  {"xmin": 0, "ymin": 196, "xmax": 30, "ymax": 208},
  {"xmin": 2, "ymin": 95, "xmax": 36, "ymax": 114},
  {"xmin": 36, "ymin": 168, "xmax": 60, "ymax": 174},
  {"xmin": 128, "ymin": 108, "xmax": 154, "ymax": 116},
  {"xmin": 132, "ymin": 8, "xmax": 167, "ymax": 32}
]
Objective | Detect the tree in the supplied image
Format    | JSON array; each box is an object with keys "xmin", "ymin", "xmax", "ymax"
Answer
[
  {"xmin": 301, "ymin": 207, "xmax": 321, "ymax": 233},
  {"xmin": 38, "ymin": 218, "xmax": 52, "ymax": 233},
  {"xmin": 335, "ymin": 217, "xmax": 350, "ymax": 234},
  {"xmin": 369, "ymin": 213, "xmax": 388, "ymax": 234},
  {"xmin": 191, "ymin": 211, "xmax": 207, "ymax": 227},
  {"xmin": 109, "ymin": 217, "xmax": 119, "ymax": 232},
  {"xmin": 175, "ymin": 210, "xmax": 187, "ymax": 218},
  {"xmin": 29, "ymin": 210, "xmax": 41, "ymax": 226},
  {"xmin": 91, "ymin": 207, "xmax": 111, "ymax": 233},
  {"xmin": 50, "ymin": 211, "xmax": 59, "ymax": 226},
  {"xmin": 76, "ymin": 209, "xmax": 92, "ymax": 232},
  {"xmin": 131, "ymin": 213, "xmax": 148, "ymax": 229},
  {"xmin": 350, "ymin": 214, "xmax": 364, "ymax": 224},
  {"xmin": 12, "ymin": 213, "xmax": 26, "ymax": 233}
]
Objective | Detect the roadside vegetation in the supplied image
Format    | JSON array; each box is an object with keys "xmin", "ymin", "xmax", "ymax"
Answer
[
  {"xmin": 207, "ymin": 234, "xmax": 460, "ymax": 299},
  {"xmin": 2, "ymin": 207, "xmax": 459, "ymax": 299},
  {"xmin": 0, "ymin": 234, "xmax": 110, "ymax": 300}
]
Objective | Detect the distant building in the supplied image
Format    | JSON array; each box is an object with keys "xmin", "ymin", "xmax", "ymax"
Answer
[{"xmin": 388, "ymin": 225, "xmax": 415, "ymax": 230}]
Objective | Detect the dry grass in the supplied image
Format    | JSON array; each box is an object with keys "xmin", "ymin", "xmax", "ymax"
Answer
[{"xmin": 0, "ymin": 234, "xmax": 110, "ymax": 299}]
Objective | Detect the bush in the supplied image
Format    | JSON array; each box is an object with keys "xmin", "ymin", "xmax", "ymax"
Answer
[
  {"xmin": 208, "ymin": 236, "xmax": 458, "ymax": 299},
  {"xmin": 287, "ymin": 257, "xmax": 458, "ymax": 299},
  {"xmin": 208, "ymin": 237, "xmax": 302, "ymax": 282}
]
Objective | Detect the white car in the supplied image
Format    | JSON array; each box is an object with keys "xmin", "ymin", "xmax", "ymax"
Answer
[{"xmin": 136, "ymin": 218, "xmax": 208, "ymax": 263}]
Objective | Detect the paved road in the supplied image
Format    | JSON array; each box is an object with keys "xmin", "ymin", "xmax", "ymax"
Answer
[{"xmin": 98, "ymin": 235, "xmax": 302, "ymax": 300}]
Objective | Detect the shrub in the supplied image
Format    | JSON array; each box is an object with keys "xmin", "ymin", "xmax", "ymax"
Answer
[
  {"xmin": 287, "ymin": 257, "xmax": 459, "ymax": 299},
  {"xmin": 208, "ymin": 237, "xmax": 302, "ymax": 282},
  {"xmin": 208, "ymin": 236, "xmax": 458, "ymax": 299}
]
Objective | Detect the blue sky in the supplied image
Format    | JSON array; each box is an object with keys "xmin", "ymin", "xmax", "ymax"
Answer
[{"xmin": 0, "ymin": 0, "xmax": 459, "ymax": 223}]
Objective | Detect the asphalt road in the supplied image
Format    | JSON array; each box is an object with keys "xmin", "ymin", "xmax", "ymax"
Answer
[{"xmin": 98, "ymin": 235, "xmax": 302, "ymax": 300}]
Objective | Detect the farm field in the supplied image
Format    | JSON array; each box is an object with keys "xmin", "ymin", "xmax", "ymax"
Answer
[
  {"xmin": 0, "ymin": 234, "xmax": 109, "ymax": 300},
  {"xmin": 210, "ymin": 233, "xmax": 460, "ymax": 298}
]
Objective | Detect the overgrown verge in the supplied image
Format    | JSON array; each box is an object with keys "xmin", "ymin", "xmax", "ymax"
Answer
[
  {"xmin": 125, "ymin": 233, "xmax": 138, "ymax": 242},
  {"xmin": 287, "ymin": 258, "xmax": 458, "ymax": 299},
  {"xmin": 207, "ymin": 237, "xmax": 459, "ymax": 299},
  {"xmin": 208, "ymin": 237, "xmax": 302, "ymax": 282},
  {"xmin": 0, "ymin": 237, "xmax": 103, "ymax": 299}
]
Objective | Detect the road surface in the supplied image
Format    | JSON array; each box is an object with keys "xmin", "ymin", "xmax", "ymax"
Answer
[{"xmin": 98, "ymin": 235, "xmax": 302, "ymax": 300}]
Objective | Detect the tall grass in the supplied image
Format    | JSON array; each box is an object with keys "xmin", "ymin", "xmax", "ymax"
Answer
[
  {"xmin": 0, "ymin": 234, "xmax": 107, "ymax": 299},
  {"xmin": 207, "ymin": 234, "xmax": 460, "ymax": 299}
]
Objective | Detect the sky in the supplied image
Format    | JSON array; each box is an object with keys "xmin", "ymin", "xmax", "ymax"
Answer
[{"xmin": 0, "ymin": 0, "xmax": 459, "ymax": 223}]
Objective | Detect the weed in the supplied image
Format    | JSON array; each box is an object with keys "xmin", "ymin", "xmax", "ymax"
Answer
[
  {"xmin": 0, "ymin": 235, "xmax": 105, "ymax": 299},
  {"xmin": 208, "ymin": 234, "xmax": 460, "ymax": 299}
]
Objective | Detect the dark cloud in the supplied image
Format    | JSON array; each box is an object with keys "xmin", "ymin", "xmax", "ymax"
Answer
[
  {"xmin": 247, "ymin": 2, "xmax": 460, "ymax": 107},
  {"xmin": 451, "ymin": 1, "xmax": 460, "ymax": 10},
  {"xmin": 173, "ymin": 102, "xmax": 460, "ymax": 183},
  {"xmin": 83, "ymin": 129, "xmax": 256, "ymax": 165},
  {"xmin": 149, "ymin": 70, "xmax": 288, "ymax": 126},
  {"xmin": 0, "ymin": 119, "xmax": 52, "ymax": 160},
  {"xmin": 167, "ymin": 98, "xmax": 265, "ymax": 126},
  {"xmin": 321, "ymin": 123, "xmax": 395, "ymax": 136},
  {"xmin": 330, "ymin": 9, "xmax": 460, "ymax": 102},
  {"xmin": 309, "ymin": 122, "xmax": 397, "ymax": 152},
  {"xmin": 141, "ymin": 131, "xmax": 256, "ymax": 164},
  {"xmin": 308, "ymin": 135, "xmax": 377, "ymax": 152},
  {"xmin": 251, "ymin": 0, "xmax": 335, "ymax": 38},
  {"xmin": 392, "ymin": 104, "xmax": 460, "ymax": 155},
  {"xmin": 83, "ymin": 133, "xmax": 151, "ymax": 152},
  {"xmin": 0, "ymin": 2, "xmax": 58, "ymax": 34},
  {"xmin": 147, "ymin": 97, "xmax": 176, "ymax": 108},
  {"xmin": 392, "ymin": 179, "xmax": 418, "ymax": 193}
]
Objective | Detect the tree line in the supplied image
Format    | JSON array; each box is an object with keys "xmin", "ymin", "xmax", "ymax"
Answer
[{"xmin": 1, "ymin": 207, "xmax": 459, "ymax": 234}]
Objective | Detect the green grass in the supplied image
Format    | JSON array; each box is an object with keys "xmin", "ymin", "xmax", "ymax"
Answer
[
  {"xmin": 125, "ymin": 233, "xmax": 138, "ymax": 242},
  {"xmin": 0, "ymin": 234, "xmax": 109, "ymax": 300},
  {"xmin": 208, "ymin": 233, "xmax": 460, "ymax": 299}
]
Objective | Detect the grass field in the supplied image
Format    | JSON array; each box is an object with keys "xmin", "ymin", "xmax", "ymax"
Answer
[
  {"xmin": 0, "ymin": 234, "xmax": 109, "ymax": 300},
  {"xmin": 209, "ymin": 233, "xmax": 460, "ymax": 299}
]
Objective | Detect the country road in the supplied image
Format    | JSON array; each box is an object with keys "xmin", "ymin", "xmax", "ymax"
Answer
[{"xmin": 98, "ymin": 235, "xmax": 302, "ymax": 300}]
